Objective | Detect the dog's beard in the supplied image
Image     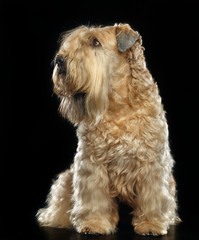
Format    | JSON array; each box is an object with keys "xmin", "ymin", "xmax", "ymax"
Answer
[
  {"xmin": 53, "ymin": 68, "xmax": 87, "ymax": 124},
  {"xmin": 58, "ymin": 92, "xmax": 86, "ymax": 125},
  {"xmin": 53, "ymin": 64, "xmax": 86, "ymax": 96},
  {"xmin": 52, "ymin": 65, "xmax": 68, "ymax": 97},
  {"xmin": 57, "ymin": 85, "xmax": 108, "ymax": 125},
  {"xmin": 53, "ymin": 69, "xmax": 109, "ymax": 124}
]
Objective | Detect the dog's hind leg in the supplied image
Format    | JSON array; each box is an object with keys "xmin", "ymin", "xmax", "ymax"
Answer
[{"xmin": 36, "ymin": 168, "xmax": 73, "ymax": 228}]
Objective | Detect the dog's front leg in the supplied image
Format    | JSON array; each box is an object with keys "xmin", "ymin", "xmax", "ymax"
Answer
[
  {"xmin": 132, "ymin": 161, "xmax": 177, "ymax": 236},
  {"xmin": 70, "ymin": 154, "xmax": 119, "ymax": 235}
]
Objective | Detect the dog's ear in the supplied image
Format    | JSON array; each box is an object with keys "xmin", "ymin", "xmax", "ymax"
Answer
[{"xmin": 116, "ymin": 24, "xmax": 141, "ymax": 52}]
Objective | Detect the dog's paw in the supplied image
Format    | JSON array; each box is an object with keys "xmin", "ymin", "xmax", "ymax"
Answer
[
  {"xmin": 77, "ymin": 221, "xmax": 116, "ymax": 235},
  {"xmin": 80, "ymin": 226, "xmax": 98, "ymax": 235},
  {"xmin": 134, "ymin": 222, "xmax": 167, "ymax": 236}
]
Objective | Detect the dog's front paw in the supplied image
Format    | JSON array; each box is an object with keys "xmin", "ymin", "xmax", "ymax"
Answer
[
  {"xmin": 134, "ymin": 222, "xmax": 167, "ymax": 236},
  {"xmin": 80, "ymin": 226, "xmax": 98, "ymax": 235},
  {"xmin": 77, "ymin": 220, "xmax": 116, "ymax": 235}
]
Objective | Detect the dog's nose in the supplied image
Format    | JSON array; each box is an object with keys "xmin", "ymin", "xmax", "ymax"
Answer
[
  {"xmin": 55, "ymin": 56, "xmax": 66, "ymax": 75},
  {"xmin": 55, "ymin": 56, "xmax": 64, "ymax": 66}
]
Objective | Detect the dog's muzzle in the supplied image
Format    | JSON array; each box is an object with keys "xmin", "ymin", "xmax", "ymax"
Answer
[{"xmin": 55, "ymin": 56, "xmax": 66, "ymax": 75}]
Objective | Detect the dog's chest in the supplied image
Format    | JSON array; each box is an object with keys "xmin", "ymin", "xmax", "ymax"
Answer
[
  {"xmin": 76, "ymin": 120, "xmax": 144, "ymax": 200},
  {"xmin": 77, "ymin": 119, "xmax": 141, "ymax": 168}
]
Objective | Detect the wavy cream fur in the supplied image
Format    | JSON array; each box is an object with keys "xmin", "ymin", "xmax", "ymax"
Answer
[{"xmin": 37, "ymin": 24, "xmax": 180, "ymax": 236}]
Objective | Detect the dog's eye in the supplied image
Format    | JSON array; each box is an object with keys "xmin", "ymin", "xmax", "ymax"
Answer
[{"xmin": 90, "ymin": 38, "xmax": 101, "ymax": 47}]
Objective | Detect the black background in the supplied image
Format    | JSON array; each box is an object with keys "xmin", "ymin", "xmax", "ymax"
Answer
[{"xmin": 1, "ymin": 0, "xmax": 198, "ymax": 239}]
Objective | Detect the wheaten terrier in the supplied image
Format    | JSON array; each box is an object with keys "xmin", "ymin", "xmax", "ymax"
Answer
[{"xmin": 37, "ymin": 23, "xmax": 180, "ymax": 236}]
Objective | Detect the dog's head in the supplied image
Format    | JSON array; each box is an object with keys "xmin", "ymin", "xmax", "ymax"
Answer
[{"xmin": 52, "ymin": 24, "xmax": 142, "ymax": 125}]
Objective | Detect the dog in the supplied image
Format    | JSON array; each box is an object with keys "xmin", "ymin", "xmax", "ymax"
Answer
[{"xmin": 37, "ymin": 23, "xmax": 180, "ymax": 236}]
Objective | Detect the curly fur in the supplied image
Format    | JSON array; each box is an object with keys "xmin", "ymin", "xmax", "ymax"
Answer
[{"xmin": 37, "ymin": 23, "xmax": 180, "ymax": 236}]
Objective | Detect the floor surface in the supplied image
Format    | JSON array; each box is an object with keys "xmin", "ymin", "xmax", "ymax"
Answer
[
  {"xmin": 1, "ymin": 206, "xmax": 197, "ymax": 240},
  {"xmin": 2, "ymin": 219, "xmax": 197, "ymax": 240}
]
